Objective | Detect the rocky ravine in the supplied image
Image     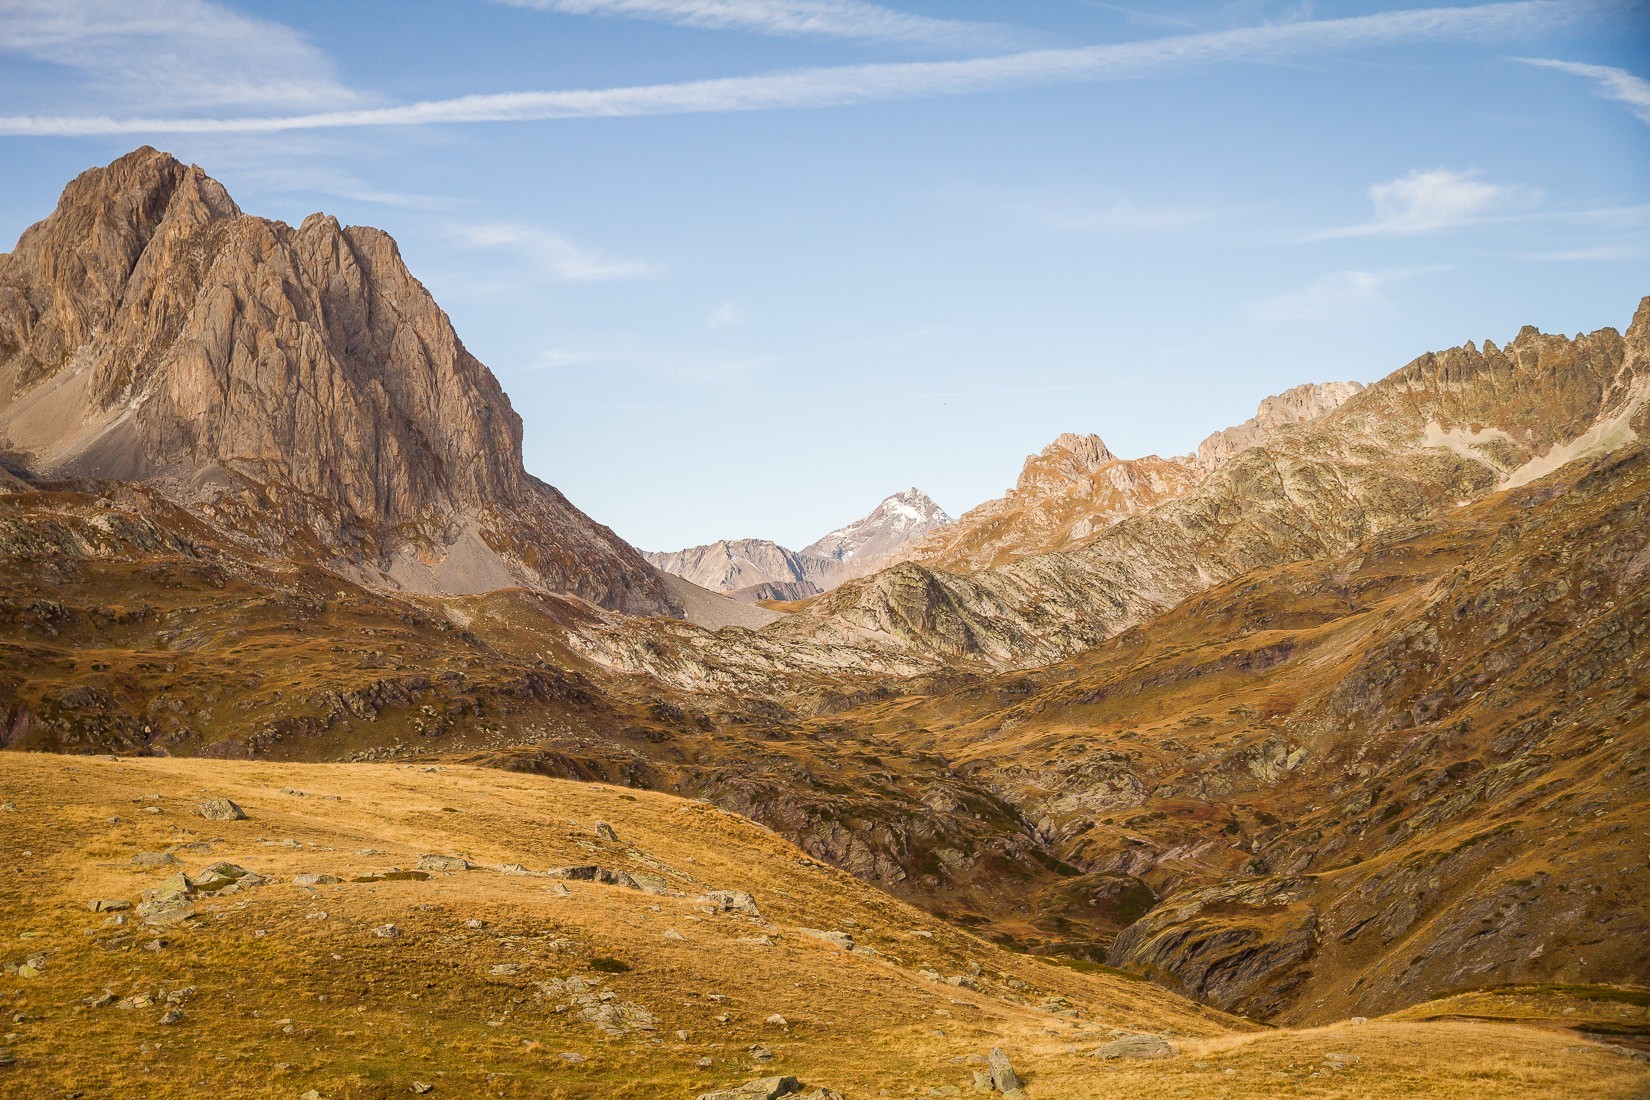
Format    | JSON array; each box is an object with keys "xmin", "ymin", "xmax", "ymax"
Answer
[{"xmin": 0, "ymin": 147, "xmax": 678, "ymax": 617}]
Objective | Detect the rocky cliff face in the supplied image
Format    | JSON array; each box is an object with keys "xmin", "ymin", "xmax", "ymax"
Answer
[
  {"xmin": 646, "ymin": 487, "xmax": 951, "ymax": 599},
  {"xmin": 0, "ymin": 148, "xmax": 677, "ymax": 617},
  {"xmin": 899, "ymin": 437, "xmax": 1198, "ymax": 575}
]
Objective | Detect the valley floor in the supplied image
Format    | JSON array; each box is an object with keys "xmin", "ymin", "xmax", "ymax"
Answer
[{"xmin": 0, "ymin": 755, "xmax": 1645, "ymax": 1099}]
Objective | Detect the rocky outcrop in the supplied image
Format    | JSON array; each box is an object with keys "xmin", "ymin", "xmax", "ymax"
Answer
[
  {"xmin": 1194, "ymin": 381, "xmax": 1364, "ymax": 471},
  {"xmin": 896, "ymin": 386, "xmax": 1359, "ymax": 577},
  {"xmin": 0, "ymin": 147, "xmax": 677, "ymax": 616}
]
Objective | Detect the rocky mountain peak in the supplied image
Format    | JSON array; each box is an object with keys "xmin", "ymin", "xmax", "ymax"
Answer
[
  {"xmin": 803, "ymin": 488, "xmax": 952, "ymax": 564},
  {"xmin": 0, "ymin": 148, "xmax": 677, "ymax": 617},
  {"xmin": 1194, "ymin": 381, "xmax": 1364, "ymax": 471},
  {"xmin": 1014, "ymin": 432, "xmax": 1116, "ymax": 495}
]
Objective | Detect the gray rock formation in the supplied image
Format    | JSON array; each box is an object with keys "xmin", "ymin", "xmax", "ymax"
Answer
[
  {"xmin": 645, "ymin": 488, "xmax": 951, "ymax": 597},
  {"xmin": 1194, "ymin": 381, "xmax": 1365, "ymax": 472},
  {"xmin": 0, "ymin": 147, "xmax": 677, "ymax": 617}
]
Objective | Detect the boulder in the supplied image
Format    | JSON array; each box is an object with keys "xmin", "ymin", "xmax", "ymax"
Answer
[
  {"xmin": 198, "ymin": 798, "xmax": 246, "ymax": 821},
  {"xmin": 417, "ymin": 855, "xmax": 470, "ymax": 872},
  {"xmin": 1087, "ymin": 1034, "xmax": 1176, "ymax": 1060},
  {"xmin": 291, "ymin": 873, "xmax": 342, "ymax": 887},
  {"xmin": 696, "ymin": 1078, "xmax": 801, "ymax": 1100},
  {"xmin": 988, "ymin": 1047, "xmax": 1022, "ymax": 1092},
  {"xmin": 701, "ymin": 890, "xmax": 762, "ymax": 917}
]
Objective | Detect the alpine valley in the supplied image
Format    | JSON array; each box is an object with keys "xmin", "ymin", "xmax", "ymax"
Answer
[{"xmin": 1, "ymin": 150, "xmax": 1646, "ymax": 1100}]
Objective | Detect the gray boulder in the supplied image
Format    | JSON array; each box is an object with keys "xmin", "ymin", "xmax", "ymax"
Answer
[
  {"xmin": 198, "ymin": 798, "xmax": 246, "ymax": 821},
  {"xmin": 989, "ymin": 1047, "xmax": 1022, "ymax": 1092},
  {"xmin": 696, "ymin": 1077, "xmax": 801, "ymax": 1100},
  {"xmin": 1087, "ymin": 1034, "xmax": 1176, "ymax": 1060},
  {"xmin": 701, "ymin": 890, "xmax": 762, "ymax": 917}
]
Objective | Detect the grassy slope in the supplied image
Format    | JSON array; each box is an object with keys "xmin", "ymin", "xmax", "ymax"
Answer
[{"xmin": 1, "ymin": 755, "xmax": 1646, "ymax": 1099}]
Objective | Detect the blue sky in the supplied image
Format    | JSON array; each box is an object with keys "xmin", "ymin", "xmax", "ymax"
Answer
[{"xmin": 1, "ymin": 1, "xmax": 1647, "ymax": 551}]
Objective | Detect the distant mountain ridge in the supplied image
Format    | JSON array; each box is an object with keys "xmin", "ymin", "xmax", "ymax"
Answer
[
  {"xmin": 896, "ymin": 382, "xmax": 1363, "ymax": 574},
  {"xmin": 645, "ymin": 487, "xmax": 952, "ymax": 600},
  {"xmin": 0, "ymin": 147, "xmax": 679, "ymax": 617}
]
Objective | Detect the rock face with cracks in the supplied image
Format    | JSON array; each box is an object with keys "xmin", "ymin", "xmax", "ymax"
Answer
[{"xmin": 0, "ymin": 147, "xmax": 677, "ymax": 616}]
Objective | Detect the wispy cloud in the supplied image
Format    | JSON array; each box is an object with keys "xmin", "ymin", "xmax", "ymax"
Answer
[
  {"xmin": 0, "ymin": 1, "xmax": 1594, "ymax": 135},
  {"xmin": 1311, "ymin": 168, "xmax": 1540, "ymax": 239},
  {"xmin": 449, "ymin": 223, "xmax": 656, "ymax": 281},
  {"xmin": 0, "ymin": 0, "xmax": 362, "ymax": 112},
  {"xmin": 531, "ymin": 347, "xmax": 600, "ymax": 369},
  {"xmin": 1516, "ymin": 57, "xmax": 1650, "ymax": 124},
  {"xmin": 1247, "ymin": 266, "xmax": 1448, "ymax": 323},
  {"xmin": 706, "ymin": 302, "xmax": 746, "ymax": 327},
  {"xmin": 493, "ymin": 0, "xmax": 1010, "ymax": 48}
]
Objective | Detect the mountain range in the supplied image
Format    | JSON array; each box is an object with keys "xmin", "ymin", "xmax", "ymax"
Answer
[
  {"xmin": 3, "ymin": 150, "xmax": 1647, "ymax": 1096},
  {"xmin": 645, "ymin": 487, "xmax": 953, "ymax": 601}
]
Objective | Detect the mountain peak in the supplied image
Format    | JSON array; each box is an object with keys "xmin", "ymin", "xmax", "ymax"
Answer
[
  {"xmin": 0, "ymin": 147, "xmax": 677, "ymax": 617},
  {"xmin": 1015, "ymin": 432, "xmax": 1116, "ymax": 494},
  {"xmin": 1195, "ymin": 381, "xmax": 1364, "ymax": 472},
  {"xmin": 805, "ymin": 488, "xmax": 952, "ymax": 564}
]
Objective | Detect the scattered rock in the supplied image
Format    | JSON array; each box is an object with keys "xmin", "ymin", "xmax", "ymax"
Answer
[
  {"xmin": 766, "ymin": 1014, "xmax": 788, "ymax": 1027},
  {"xmin": 410, "ymin": 1083, "xmax": 433, "ymax": 1095},
  {"xmin": 594, "ymin": 821, "xmax": 619, "ymax": 842},
  {"xmin": 417, "ymin": 854, "xmax": 470, "ymax": 872},
  {"xmin": 697, "ymin": 1074, "xmax": 800, "ymax": 1100},
  {"xmin": 85, "ymin": 990, "xmax": 116, "ymax": 1009},
  {"xmin": 198, "ymin": 798, "xmax": 246, "ymax": 821},
  {"xmin": 988, "ymin": 1048, "xmax": 1022, "ymax": 1093},
  {"xmin": 663, "ymin": 928, "xmax": 687, "ymax": 942},
  {"xmin": 132, "ymin": 851, "xmax": 179, "ymax": 868},
  {"xmin": 192, "ymin": 862, "xmax": 254, "ymax": 892},
  {"xmin": 158, "ymin": 1008, "xmax": 183, "ymax": 1026},
  {"xmin": 559, "ymin": 1052, "xmax": 585, "ymax": 1064},
  {"xmin": 799, "ymin": 929, "xmax": 854, "ymax": 951},
  {"xmin": 749, "ymin": 1045, "xmax": 774, "ymax": 1062},
  {"xmin": 551, "ymin": 883, "xmax": 572, "ymax": 897},
  {"xmin": 463, "ymin": 919, "xmax": 486, "ymax": 929},
  {"xmin": 1087, "ymin": 1034, "xmax": 1176, "ymax": 1060},
  {"xmin": 371, "ymin": 924, "xmax": 402, "ymax": 939},
  {"xmin": 291, "ymin": 873, "xmax": 341, "ymax": 887},
  {"xmin": 87, "ymin": 899, "xmax": 131, "ymax": 913},
  {"xmin": 701, "ymin": 890, "xmax": 762, "ymax": 917}
]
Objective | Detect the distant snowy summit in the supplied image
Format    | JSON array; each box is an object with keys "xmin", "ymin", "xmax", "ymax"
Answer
[
  {"xmin": 803, "ymin": 488, "xmax": 953, "ymax": 565},
  {"xmin": 645, "ymin": 488, "xmax": 952, "ymax": 601}
]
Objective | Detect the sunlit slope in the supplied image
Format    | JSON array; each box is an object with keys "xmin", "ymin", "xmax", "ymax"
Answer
[{"xmin": 4, "ymin": 756, "xmax": 1645, "ymax": 1098}]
